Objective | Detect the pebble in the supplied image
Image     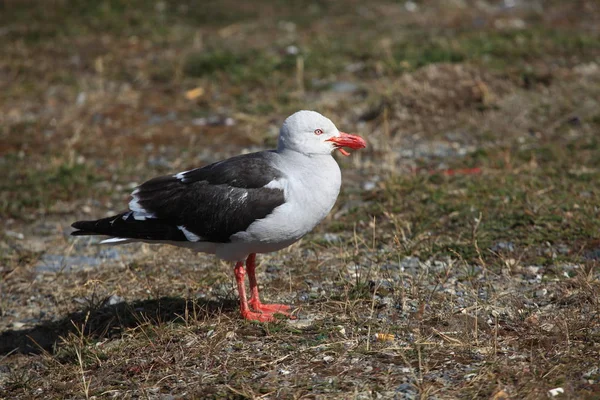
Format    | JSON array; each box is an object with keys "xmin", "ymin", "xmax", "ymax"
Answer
[
  {"xmin": 335, "ymin": 325, "xmax": 346, "ymax": 337},
  {"xmin": 285, "ymin": 45, "xmax": 299, "ymax": 55},
  {"xmin": 105, "ymin": 294, "xmax": 124, "ymax": 306},
  {"xmin": 375, "ymin": 333, "xmax": 395, "ymax": 342},
  {"xmin": 362, "ymin": 181, "xmax": 377, "ymax": 191},
  {"xmin": 288, "ymin": 316, "xmax": 314, "ymax": 328},
  {"xmin": 574, "ymin": 62, "xmax": 599, "ymax": 76},
  {"xmin": 191, "ymin": 116, "xmax": 235, "ymax": 126},
  {"xmin": 548, "ymin": 388, "xmax": 564, "ymax": 397},
  {"xmin": 379, "ymin": 296, "xmax": 394, "ymax": 307},
  {"xmin": 4, "ymin": 230, "xmax": 24, "ymax": 240},
  {"xmin": 400, "ymin": 257, "xmax": 420, "ymax": 271},
  {"xmin": 404, "ymin": 1, "xmax": 418, "ymax": 12},
  {"xmin": 322, "ymin": 233, "xmax": 341, "ymax": 243},
  {"xmin": 524, "ymin": 266, "xmax": 541, "ymax": 275},
  {"xmin": 490, "ymin": 241, "xmax": 515, "ymax": 252},
  {"xmin": 10, "ymin": 321, "xmax": 26, "ymax": 329},
  {"xmin": 76, "ymin": 92, "xmax": 87, "ymax": 105},
  {"xmin": 147, "ymin": 156, "xmax": 171, "ymax": 168},
  {"xmin": 330, "ymin": 81, "xmax": 359, "ymax": 93},
  {"xmin": 345, "ymin": 62, "xmax": 365, "ymax": 73},
  {"xmin": 396, "ymin": 383, "xmax": 417, "ymax": 399}
]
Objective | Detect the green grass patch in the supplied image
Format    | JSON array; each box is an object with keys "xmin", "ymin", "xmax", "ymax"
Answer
[
  {"xmin": 184, "ymin": 48, "xmax": 296, "ymax": 84},
  {"xmin": 365, "ymin": 140, "xmax": 600, "ymax": 266},
  {"xmin": 391, "ymin": 28, "xmax": 600, "ymax": 71},
  {"xmin": 0, "ymin": 158, "xmax": 100, "ymax": 219}
]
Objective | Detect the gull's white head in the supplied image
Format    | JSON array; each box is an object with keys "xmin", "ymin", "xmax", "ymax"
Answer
[{"xmin": 277, "ymin": 110, "xmax": 366, "ymax": 156}]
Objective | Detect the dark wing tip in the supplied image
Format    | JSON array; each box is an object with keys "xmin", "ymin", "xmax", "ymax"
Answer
[
  {"xmin": 71, "ymin": 220, "xmax": 91, "ymax": 230},
  {"xmin": 71, "ymin": 220, "xmax": 97, "ymax": 236},
  {"xmin": 71, "ymin": 230, "xmax": 93, "ymax": 236}
]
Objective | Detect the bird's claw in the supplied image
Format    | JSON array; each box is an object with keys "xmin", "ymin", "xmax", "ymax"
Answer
[
  {"xmin": 243, "ymin": 302, "xmax": 296, "ymax": 321},
  {"xmin": 241, "ymin": 310, "xmax": 278, "ymax": 322}
]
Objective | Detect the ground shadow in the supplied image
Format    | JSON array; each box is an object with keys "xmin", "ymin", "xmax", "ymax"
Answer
[{"xmin": 0, "ymin": 296, "xmax": 238, "ymax": 355}]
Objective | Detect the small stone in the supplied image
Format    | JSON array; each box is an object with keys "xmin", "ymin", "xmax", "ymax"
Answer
[
  {"xmin": 330, "ymin": 81, "xmax": 359, "ymax": 93},
  {"xmin": 323, "ymin": 233, "xmax": 340, "ymax": 243},
  {"xmin": 541, "ymin": 323, "xmax": 556, "ymax": 332},
  {"xmin": 375, "ymin": 333, "xmax": 395, "ymax": 342},
  {"xmin": 335, "ymin": 325, "xmax": 346, "ymax": 337},
  {"xmin": 574, "ymin": 62, "xmax": 599, "ymax": 76},
  {"xmin": 548, "ymin": 388, "xmax": 564, "ymax": 397},
  {"xmin": 323, "ymin": 355, "xmax": 334, "ymax": 363},
  {"xmin": 491, "ymin": 389, "xmax": 510, "ymax": 400},
  {"xmin": 286, "ymin": 45, "xmax": 299, "ymax": 55},
  {"xmin": 105, "ymin": 294, "xmax": 124, "ymax": 306},
  {"xmin": 362, "ymin": 181, "xmax": 376, "ymax": 191},
  {"xmin": 287, "ymin": 316, "xmax": 314, "ymax": 328},
  {"xmin": 525, "ymin": 266, "xmax": 541, "ymax": 275},
  {"xmin": 400, "ymin": 257, "xmax": 420, "ymax": 271},
  {"xmin": 279, "ymin": 21, "xmax": 296, "ymax": 33},
  {"xmin": 184, "ymin": 87, "xmax": 204, "ymax": 100},
  {"xmin": 191, "ymin": 116, "xmax": 235, "ymax": 127},
  {"xmin": 192, "ymin": 118, "xmax": 208, "ymax": 126},
  {"xmin": 396, "ymin": 383, "xmax": 417, "ymax": 398},
  {"xmin": 5, "ymin": 230, "xmax": 24, "ymax": 240},
  {"xmin": 155, "ymin": 1, "xmax": 166, "ymax": 12},
  {"xmin": 404, "ymin": 1, "xmax": 418, "ymax": 12},
  {"xmin": 379, "ymin": 296, "xmax": 394, "ymax": 307},
  {"xmin": 345, "ymin": 62, "xmax": 365, "ymax": 73},
  {"xmin": 490, "ymin": 241, "xmax": 515, "ymax": 252},
  {"xmin": 76, "ymin": 92, "xmax": 87, "ymax": 105}
]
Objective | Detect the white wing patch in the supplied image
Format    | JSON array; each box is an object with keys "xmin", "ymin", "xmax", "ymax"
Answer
[
  {"xmin": 100, "ymin": 237, "xmax": 129, "ymax": 244},
  {"xmin": 128, "ymin": 189, "xmax": 156, "ymax": 218},
  {"xmin": 121, "ymin": 211, "xmax": 154, "ymax": 221},
  {"xmin": 178, "ymin": 225, "xmax": 202, "ymax": 242},
  {"xmin": 263, "ymin": 178, "xmax": 286, "ymax": 190},
  {"xmin": 174, "ymin": 170, "xmax": 190, "ymax": 182}
]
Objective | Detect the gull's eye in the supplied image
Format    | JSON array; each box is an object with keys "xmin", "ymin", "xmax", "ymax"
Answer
[{"xmin": 314, "ymin": 128, "xmax": 324, "ymax": 135}]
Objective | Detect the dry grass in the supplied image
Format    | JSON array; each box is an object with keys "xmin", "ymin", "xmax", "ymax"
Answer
[{"xmin": 1, "ymin": 0, "xmax": 600, "ymax": 398}]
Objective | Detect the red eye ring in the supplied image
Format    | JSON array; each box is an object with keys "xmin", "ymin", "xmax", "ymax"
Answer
[{"xmin": 314, "ymin": 128, "xmax": 324, "ymax": 135}]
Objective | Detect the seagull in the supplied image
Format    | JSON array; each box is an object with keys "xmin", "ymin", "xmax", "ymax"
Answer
[{"xmin": 71, "ymin": 110, "xmax": 366, "ymax": 322}]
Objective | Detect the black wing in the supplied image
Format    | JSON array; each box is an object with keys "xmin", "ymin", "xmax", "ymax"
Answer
[
  {"xmin": 72, "ymin": 151, "xmax": 286, "ymax": 243},
  {"xmin": 71, "ymin": 212, "xmax": 188, "ymax": 241}
]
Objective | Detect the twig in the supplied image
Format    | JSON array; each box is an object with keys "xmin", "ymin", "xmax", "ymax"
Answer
[
  {"xmin": 75, "ymin": 347, "xmax": 91, "ymax": 400},
  {"xmin": 472, "ymin": 212, "xmax": 487, "ymax": 272},
  {"xmin": 296, "ymin": 56, "xmax": 304, "ymax": 95}
]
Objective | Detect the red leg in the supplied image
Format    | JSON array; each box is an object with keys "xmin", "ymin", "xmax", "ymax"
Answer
[
  {"xmin": 246, "ymin": 253, "xmax": 293, "ymax": 317},
  {"xmin": 234, "ymin": 261, "xmax": 274, "ymax": 322}
]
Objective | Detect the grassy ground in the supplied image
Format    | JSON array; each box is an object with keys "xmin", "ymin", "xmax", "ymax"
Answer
[{"xmin": 1, "ymin": 0, "xmax": 600, "ymax": 398}]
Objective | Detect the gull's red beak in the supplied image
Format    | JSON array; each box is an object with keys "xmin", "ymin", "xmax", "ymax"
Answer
[{"xmin": 326, "ymin": 132, "xmax": 367, "ymax": 156}]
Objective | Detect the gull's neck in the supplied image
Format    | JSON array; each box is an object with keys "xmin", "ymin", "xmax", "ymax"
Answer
[{"xmin": 276, "ymin": 146, "xmax": 332, "ymax": 159}]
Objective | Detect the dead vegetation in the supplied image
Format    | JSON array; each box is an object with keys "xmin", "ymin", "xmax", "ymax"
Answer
[{"xmin": 1, "ymin": 0, "xmax": 600, "ymax": 398}]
